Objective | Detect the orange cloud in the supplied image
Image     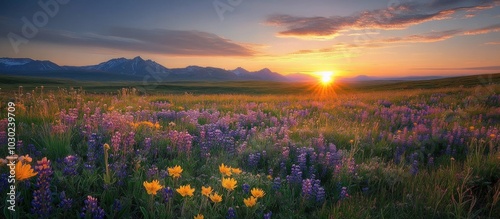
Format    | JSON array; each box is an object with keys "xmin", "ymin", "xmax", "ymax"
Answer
[{"xmin": 265, "ymin": 0, "xmax": 498, "ymax": 39}]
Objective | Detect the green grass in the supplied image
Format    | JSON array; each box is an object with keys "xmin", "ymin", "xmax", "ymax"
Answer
[{"xmin": 0, "ymin": 73, "xmax": 498, "ymax": 218}]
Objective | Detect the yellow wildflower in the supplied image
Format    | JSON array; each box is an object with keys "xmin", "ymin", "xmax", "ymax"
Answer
[
  {"xmin": 177, "ymin": 185, "xmax": 195, "ymax": 197},
  {"xmin": 143, "ymin": 180, "xmax": 163, "ymax": 195},
  {"xmin": 194, "ymin": 214, "xmax": 204, "ymax": 219},
  {"xmin": 209, "ymin": 192, "xmax": 223, "ymax": 203},
  {"xmin": 231, "ymin": 168, "xmax": 242, "ymax": 174},
  {"xmin": 243, "ymin": 196, "xmax": 257, "ymax": 207},
  {"xmin": 15, "ymin": 161, "xmax": 37, "ymax": 181},
  {"xmin": 201, "ymin": 186, "xmax": 213, "ymax": 197},
  {"xmin": 251, "ymin": 188, "xmax": 265, "ymax": 199},
  {"xmin": 168, "ymin": 165, "xmax": 183, "ymax": 179},
  {"xmin": 222, "ymin": 178, "xmax": 237, "ymax": 191},
  {"xmin": 219, "ymin": 163, "xmax": 232, "ymax": 176}
]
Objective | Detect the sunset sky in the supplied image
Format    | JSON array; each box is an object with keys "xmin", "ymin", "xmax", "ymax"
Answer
[{"xmin": 0, "ymin": 0, "xmax": 499, "ymax": 77}]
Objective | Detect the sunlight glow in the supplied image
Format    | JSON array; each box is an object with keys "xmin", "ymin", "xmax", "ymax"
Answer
[{"xmin": 318, "ymin": 71, "xmax": 334, "ymax": 85}]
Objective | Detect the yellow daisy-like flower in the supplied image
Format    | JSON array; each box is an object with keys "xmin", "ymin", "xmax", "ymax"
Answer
[
  {"xmin": 168, "ymin": 165, "xmax": 183, "ymax": 179},
  {"xmin": 231, "ymin": 168, "xmax": 242, "ymax": 174},
  {"xmin": 251, "ymin": 188, "xmax": 265, "ymax": 199},
  {"xmin": 222, "ymin": 177, "xmax": 237, "ymax": 191},
  {"xmin": 219, "ymin": 163, "xmax": 232, "ymax": 176},
  {"xmin": 143, "ymin": 180, "xmax": 164, "ymax": 195},
  {"xmin": 209, "ymin": 192, "xmax": 223, "ymax": 203},
  {"xmin": 201, "ymin": 186, "xmax": 213, "ymax": 197},
  {"xmin": 15, "ymin": 161, "xmax": 37, "ymax": 181},
  {"xmin": 177, "ymin": 185, "xmax": 195, "ymax": 197},
  {"xmin": 243, "ymin": 196, "xmax": 257, "ymax": 207},
  {"xmin": 194, "ymin": 214, "xmax": 204, "ymax": 219}
]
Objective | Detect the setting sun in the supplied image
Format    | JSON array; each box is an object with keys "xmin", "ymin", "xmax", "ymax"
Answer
[{"xmin": 318, "ymin": 71, "xmax": 334, "ymax": 85}]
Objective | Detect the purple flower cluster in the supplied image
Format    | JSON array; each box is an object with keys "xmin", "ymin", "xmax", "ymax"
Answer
[
  {"xmin": 242, "ymin": 183, "xmax": 250, "ymax": 194},
  {"xmin": 58, "ymin": 191, "xmax": 73, "ymax": 210},
  {"xmin": 168, "ymin": 130, "xmax": 194, "ymax": 157},
  {"xmin": 85, "ymin": 133, "xmax": 99, "ymax": 170},
  {"xmin": 80, "ymin": 196, "xmax": 105, "ymax": 219},
  {"xmin": 301, "ymin": 178, "xmax": 325, "ymax": 204},
  {"xmin": 339, "ymin": 187, "xmax": 349, "ymax": 200},
  {"xmin": 226, "ymin": 207, "xmax": 236, "ymax": 219},
  {"xmin": 63, "ymin": 155, "xmax": 79, "ymax": 176},
  {"xmin": 31, "ymin": 158, "xmax": 53, "ymax": 217},
  {"xmin": 286, "ymin": 164, "xmax": 303, "ymax": 186},
  {"xmin": 161, "ymin": 187, "xmax": 174, "ymax": 203}
]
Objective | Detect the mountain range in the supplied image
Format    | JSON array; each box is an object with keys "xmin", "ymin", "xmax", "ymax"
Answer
[
  {"xmin": 0, "ymin": 57, "xmax": 446, "ymax": 82},
  {"xmin": 0, "ymin": 56, "xmax": 304, "ymax": 82}
]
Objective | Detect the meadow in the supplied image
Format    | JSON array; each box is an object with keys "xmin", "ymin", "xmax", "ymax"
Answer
[{"xmin": 0, "ymin": 76, "xmax": 499, "ymax": 218}]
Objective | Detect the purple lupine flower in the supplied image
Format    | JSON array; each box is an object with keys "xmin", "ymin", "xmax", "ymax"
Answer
[
  {"xmin": 315, "ymin": 186, "xmax": 325, "ymax": 203},
  {"xmin": 339, "ymin": 187, "xmax": 349, "ymax": 200},
  {"xmin": 410, "ymin": 159, "xmax": 419, "ymax": 175},
  {"xmin": 242, "ymin": 183, "xmax": 250, "ymax": 194},
  {"xmin": 63, "ymin": 155, "xmax": 79, "ymax": 176},
  {"xmin": 301, "ymin": 179, "xmax": 313, "ymax": 200},
  {"xmin": 286, "ymin": 164, "xmax": 302, "ymax": 185},
  {"xmin": 272, "ymin": 177, "xmax": 281, "ymax": 191},
  {"xmin": 445, "ymin": 144, "xmax": 452, "ymax": 155},
  {"xmin": 147, "ymin": 165, "xmax": 159, "ymax": 179},
  {"xmin": 143, "ymin": 137, "xmax": 152, "ymax": 154},
  {"xmin": 111, "ymin": 161, "xmax": 128, "ymax": 186},
  {"xmin": 297, "ymin": 152, "xmax": 307, "ymax": 171},
  {"xmin": 58, "ymin": 191, "xmax": 73, "ymax": 210},
  {"xmin": 160, "ymin": 169, "xmax": 169, "ymax": 179},
  {"xmin": 111, "ymin": 131, "xmax": 122, "ymax": 154},
  {"xmin": 80, "ymin": 196, "xmax": 105, "ymax": 219},
  {"xmin": 31, "ymin": 157, "xmax": 53, "ymax": 217},
  {"xmin": 264, "ymin": 211, "xmax": 272, "ymax": 219},
  {"xmin": 226, "ymin": 207, "xmax": 236, "ymax": 219},
  {"xmin": 248, "ymin": 152, "xmax": 261, "ymax": 168},
  {"xmin": 85, "ymin": 133, "xmax": 98, "ymax": 170},
  {"xmin": 124, "ymin": 131, "xmax": 136, "ymax": 154},
  {"xmin": 112, "ymin": 199, "xmax": 122, "ymax": 213},
  {"xmin": 279, "ymin": 161, "xmax": 287, "ymax": 177},
  {"xmin": 161, "ymin": 187, "xmax": 174, "ymax": 203}
]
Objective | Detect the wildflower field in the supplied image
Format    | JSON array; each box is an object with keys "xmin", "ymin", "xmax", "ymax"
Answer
[{"xmin": 1, "ymin": 82, "xmax": 499, "ymax": 218}]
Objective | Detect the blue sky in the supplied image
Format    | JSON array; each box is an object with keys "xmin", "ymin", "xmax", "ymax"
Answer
[{"xmin": 0, "ymin": 0, "xmax": 499, "ymax": 76}]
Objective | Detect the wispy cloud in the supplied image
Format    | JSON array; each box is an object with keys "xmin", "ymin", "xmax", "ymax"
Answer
[
  {"xmin": 462, "ymin": 23, "xmax": 500, "ymax": 35},
  {"xmin": 413, "ymin": 66, "xmax": 500, "ymax": 71},
  {"xmin": 265, "ymin": 0, "xmax": 498, "ymax": 39},
  {"xmin": 286, "ymin": 23, "xmax": 500, "ymax": 55},
  {"xmin": 381, "ymin": 23, "xmax": 500, "ymax": 43},
  {"xmin": 2, "ymin": 25, "xmax": 256, "ymax": 56},
  {"xmin": 380, "ymin": 30, "xmax": 461, "ymax": 43},
  {"xmin": 485, "ymin": 41, "xmax": 500, "ymax": 45}
]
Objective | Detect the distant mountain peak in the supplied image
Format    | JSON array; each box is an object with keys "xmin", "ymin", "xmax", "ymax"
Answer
[
  {"xmin": 0, "ymin": 57, "xmax": 62, "ymax": 71},
  {"xmin": 232, "ymin": 67, "xmax": 250, "ymax": 76},
  {"xmin": 132, "ymin": 56, "xmax": 144, "ymax": 61},
  {"xmin": 259, "ymin": 68, "xmax": 272, "ymax": 72}
]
